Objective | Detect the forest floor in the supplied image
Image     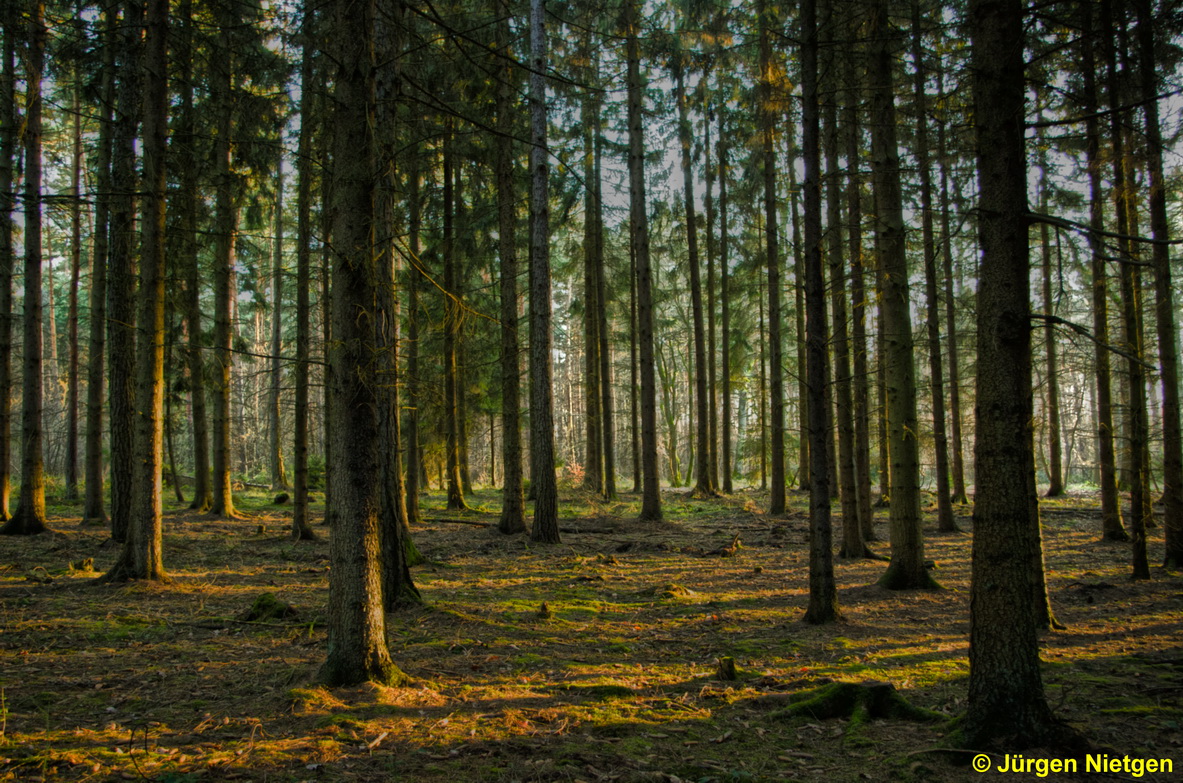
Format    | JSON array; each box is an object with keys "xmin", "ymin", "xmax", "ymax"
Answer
[{"xmin": 1, "ymin": 486, "xmax": 1181, "ymax": 783}]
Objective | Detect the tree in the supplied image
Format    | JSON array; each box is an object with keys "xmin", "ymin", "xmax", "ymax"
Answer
[
  {"xmin": 802, "ymin": 0, "xmax": 838, "ymax": 624},
  {"xmin": 758, "ymin": 0, "xmax": 786, "ymax": 515},
  {"xmin": 868, "ymin": 0, "xmax": 934, "ymax": 589},
  {"xmin": 2, "ymin": 0, "xmax": 49, "ymax": 537},
  {"xmin": 269, "ymin": 162, "xmax": 288, "ymax": 493},
  {"xmin": 496, "ymin": 4, "xmax": 526, "ymax": 535},
  {"xmin": 961, "ymin": 0, "xmax": 1064, "ymax": 748},
  {"xmin": 104, "ymin": 0, "xmax": 170, "ymax": 581},
  {"xmin": 625, "ymin": 0, "xmax": 661, "ymax": 522},
  {"xmin": 320, "ymin": 0, "xmax": 407, "ymax": 687},
  {"xmin": 291, "ymin": 1, "xmax": 317, "ymax": 542},
  {"xmin": 0, "ymin": 2, "xmax": 17, "ymax": 524},
  {"xmin": 528, "ymin": 0, "xmax": 559, "ymax": 543}
]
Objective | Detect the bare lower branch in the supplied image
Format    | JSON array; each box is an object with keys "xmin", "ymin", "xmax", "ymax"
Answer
[{"xmin": 1031, "ymin": 313, "xmax": 1156, "ymax": 371}]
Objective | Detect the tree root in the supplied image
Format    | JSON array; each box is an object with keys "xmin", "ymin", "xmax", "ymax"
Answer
[{"xmin": 773, "ymin": 681, "xmax": 944, "ymax": 738}]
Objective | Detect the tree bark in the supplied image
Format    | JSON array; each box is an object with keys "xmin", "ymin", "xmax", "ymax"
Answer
[
  {"xmin": 2, "ymin": 1, "xmax": 49, "ymax": 536},
  {"xmin": 105, "ymin": 0, "xmax": 169, "ymax": 580},
  {"xmin": 64, "ymin": 79, "xmax": 83, "ymax": 502},
  {"xmin": 626, "ymin": 0, "xmax": 661, "ymax": 521},
  {"xmin": 269, "ymin": 162, "xmax": 288, "ymax": 492},
  {"xmin": 962, "ymin": 0, "xmax": 1063, "ymax": 748},
  {"xmin": 528, "ymin": 0, "xmax": 560, "ymax": 542},
  {"xmin": 1134, "ymin": 0, "xmax": 1183, "ymax": 568},
  {"xmin": 718, "ymin": 110, "xmax": 733, "ymax": 494},
  {"xmin": 0, "ymin": 5, "xmax": 18, "ymax": 523},
  {"xmin": 674, "ymin": 60, "xmax": 714, "ymax": 498},
  {"xmin": 869, "ymin": 0, "xmax": 933, "ymax": 589},
  {"xmin": 592, "ymin": 95, "xmax": 617, "ymax": 501},
  {"xmin": 1079, "ymin": 2, "xmax": 1126, "ymax": 542},
  {"xmin": 443, "ymin": 134, "xmax": 468, "ymax": 512},
  {"xmin": 581, "ymin": 82, "xmax": 603, "ymax": 494},
  {"xmin": 759, "ymin": 0, "xmax": 786, "ymax": 514},
  {"xmin": 911, "ymin": 3, "xmax": 957, "ymax": 532},
  {"xmin": 802, "ymin": 0, "xmax": 838, "ymax": 623},
  {"xmin": 320, "ymin": 0, "xmax": 407, "ymax": 687}
]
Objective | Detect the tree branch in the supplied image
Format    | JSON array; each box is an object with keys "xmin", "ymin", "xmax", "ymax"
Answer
[{"xmin": 1031, "ymin": 313, "xmax": 1156, "ymax": 371}]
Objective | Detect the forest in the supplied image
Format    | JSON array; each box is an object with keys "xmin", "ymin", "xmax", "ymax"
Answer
[{"xmin": 1, "ymin": 0, "xmax": 1183, "ymax": 779}]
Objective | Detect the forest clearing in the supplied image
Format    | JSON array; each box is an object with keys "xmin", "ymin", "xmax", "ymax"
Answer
[{"xmin": 1, "ymin": 488, "xmax": 1180, "ymax": 782}]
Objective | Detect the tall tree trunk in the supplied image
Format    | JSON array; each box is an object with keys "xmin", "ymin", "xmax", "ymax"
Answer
[
  {"xmin": 935, "ymin": 78, "xmax": 968, "ymax": 505},
  {"xmin": 443, "ymin": 135, "xmax": 467, "ymax": 512},
  {"xmin": 176, "ymin": 0, "xmax": 210, "ymax": 513},
  {"xmin": 105, "ymin": 0, "xmax": 169, "ymax": 580},
  {"xmin": 787, "ymin": 117, "xmax": 809, "ymax": 493},
  {"xmin": 911, "ymin": 3, "xmax": 957, "ymax": 532},
  {"xmin": 1103, "ymin": 0, "xmax": 1149, "ymax": 580},
  {"xmin": 1079, "ymin": 2, "xmax": 1125, "ymax": 540},
  {"xmin": 823, "ymin": 23, "xmax": 865, "ymax": 560},
  {"xmin": 1134, "ymin": 0, "xmax": 1183, "ymax": 567},
  {"xmin": 64, "ymin": 79, "xmax": 83, "ymax": 501},
  {"xmin": 320, "ymin": 0, "xmax": 406, "ymax": 687},
  {"xmin": 0, "ymin": 4, "xmax": 18, "ymax": 523},
  {"xmin": 718, "ymin": 111, "xmax": 733, "ymax": 494},
  {"xmin": 869, "ymin": 0, "xmax": 934, "ymax": 589},
  {"xmin": 291, "ymin": 2, "xmax": 317, "ymax": 541},
  {"xmin": 404, "ymin": 153, "xmax": 423, "ymax": 526},
  {"xmin": 106, "ymin": 0, "xmax": 142, "ymax": 542},
  {"xmin": 801, "ymin": 0, "xmax": 838, "ymax": 623},
  {"xmin": 759, "ymin": 0, "xmax": 786, "ymax": 514},
  {"xmin": 2, "ymin": 0, "xmax": 49, "ymax": 536},
  {"xmin": 270, "ymin": 163, "xmax": 288, "ymax": 492},
  {"xmin": 626, "ymin": 0, "xmax": 661, "ymax": 521},
  {"xmin": 210, "ymin": 3, "xmax": 237, "ymax": 518},
  {"xmin": 704, "ymin": 103, "xmax": 719, "ymax": 493},
  {"xmin": 582, "ymin": 86, "xmax": 603, "ymax": 493},
  {"xmin": 496, "ymin": 16, "xmax": 525, "ymax": 534},
  {"xmin": 844, "ymin": 40, "xmax": 875, "ymax": 542},
  {"xmin": 629, "ymin": 224, "xmax": 641, "ymax": 493},
  {"xmin": 1038, "ymin": 182, "xmax": 1064, "ymax": 498},
  {"xmin": 674, "ymin": 60, "xmax": 714, "ymax": 498},
  {"xmin": 592, "ymin": 96, "xmax": 617, "ymax": 501},
  {"xmin": 963, "ymin": 0, "xmax": 1063, "ymax": 747},
  {"xmin": 528, "ymin": 0, "xmax": 560, "ymax": 542}
]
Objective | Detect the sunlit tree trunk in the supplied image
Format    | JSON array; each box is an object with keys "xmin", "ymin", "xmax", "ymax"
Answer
[
  {"xmin": 528, "ymin": 0, "xmax": 560, "ymax": 542},
  {"xmin": 626, "ymin": 0, "xmax": 661, "ymax": 521},
  {"xmin": 320, "ymin": 0, "xmax": 407, "ymax": 687},
  {"xmin": 911, "ymin": 3, "xmax": 956, "ymax": 532},
  {"xmin": 868, "ymin": 0, "xmax": 934, "ymax": 589},
  {"xmin": 2, "ymin": 1, "xmax": 49, "ymax": 536},
  {"xmin": 582, "ymin": 85, "xmax": 603, "ymax": 493},
  {"xmin": 64, "ymin": 79, "xmax": 83, "ymax": 502},
  {"xmin": 963, "ymin": 0, "xmax": 1061, "ymax": 747},
  {"xmin": 1134, "ymin": 0, "xmax": 1183, "ymax": 568},
  {"xmin": 802, "ymin": 0, "xmax": 838, "ymax": 623},
  {"xmin": 269, "ymin": 163, "xmax": 288, "ymax": 492},
  {"xmin": 105, "ymin": 0, "xmax": 169, "ymax": 580},
  {"xmin": 0, "ymin": 6, "xmax": 18, "ymax": 523},
  {"xmin": 718, "ymin": 111, "xmax": 733, "ymax": 494},
  {"xmin": 592, "ymin": 95, "xmax": 617, "ymax": 501},
  {"xmin": 1079, "ymin": 3, "xmax": 1125, "ymax": 541}
]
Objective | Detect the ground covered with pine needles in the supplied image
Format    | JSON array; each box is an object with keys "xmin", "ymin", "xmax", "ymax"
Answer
[{"xmin": 1, "ymin": 487, "xmax": 1181, "ymax": 782}]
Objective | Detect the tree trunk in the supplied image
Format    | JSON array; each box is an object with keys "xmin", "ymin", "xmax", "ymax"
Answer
[
  {"xmin": 321, "ymin": 0, "xmax": 406, "ymax": 687},
  {"xmin": 869, "ymin": 0, "xmax": 934, "ymax": 589},
  {"xmin": 1076, "ymin": 3, "xmax": 1125, "ymax": 540},
  {"xmin": 1102, "ymin": 0, "xmax": 1149, "ymax": 580},
  {"xmin": 270, "ymin": 162, "xmax": 288, "ymax": 492},
  {"xmin": 528, "ymin": 0, "xmax": 560, "ymax": 543},
  {"xmin": 801, "ymin": 0, "xmax": 838, "ymax": 623},
  {"xmin": 626, "ymin": 0, "xmax": 661, "ymax": 521},
  {"xmin": 704, "ymin": 103, "xmax": 719, "ymax": 494},
  {"xmin": 106, "ymin": 0, "xmax": 142, "ymax": 543},
  {"xmin": 911, "ymin": 3, "xmax": 957, "ymax": 532},
  {"xmin": 823, "ymin": 22, "xmax": 865, "ymax": 560},
  {"xmin": 496, "ymin": 17, "xmax": 526, "ymax": 534},
  {"xmin": 291, "ymin": 2, "xmax": 317, "ymax": 542},
  {"xmin": 1134, "ymin": 0, "xmax": 1183, "ymax": 568},
  {"xmin": 582, "ymin": 85, "xmax": 603, "ymax": 494},
  {"xmin": 786, "ymin": 112, "xmax": 809, "ymax": 495},
  {"xmin": 404, "ymin": 153, "xmax": 423, "ymax": 526},
  {"xmin": 2, "ymin": 1, "xmax": 49, "ymax": 536},
  {"xmin": 211, "ymin": 4, "xmax": 237, "ymax": 519},
  {"xmin": 0, "ymin": 5, "xmax": 18, "ymax": 523},
  {"xmin": 844, "ymin": 40, "xmax": 875, "ymax": 542},
  {"xmin": 718, "ymin": 110, "xmax": 733, "ymax": 494},
  {"xmin": 443, "ymin": 135, "xmax": 467, "ymax": 512},
  {"xmin": 962, "ymin": 0, "xmax": 1062, "ymax": 748},
  {"xmin": 592, "ymin": 95, "xmax": 617, "ymax": 501},
  {"xmin": 105, "ymin": 0, "xmax": 169, "ymax": 580},
  {"xmin": 935, "ymin": 81, "xmax": 968, "ymax": 506},
  {"xmin": 759, "ymin": 0, "xmax": 786, "ymax": 514},
  {"xmin": 64, "ymin": 79, "xmax": 83, "ymax": 502},
  {"xmin": 1038, "ymin": 188, "xmax": 1064, "ymax": 498},
  {"xmin": 674, "ymin": 60, "xmax": 714, "ymax": 498}
]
